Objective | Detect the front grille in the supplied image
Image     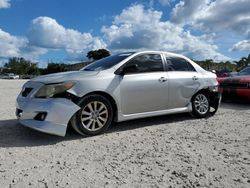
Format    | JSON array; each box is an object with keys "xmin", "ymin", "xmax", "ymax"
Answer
[
  {"xmin": 220, "ymin": 82, "xmax": 248, "ymax": 89},
  {"xmin": 21, "ymin": 87, "xmax": 33, "ymax": 97}
]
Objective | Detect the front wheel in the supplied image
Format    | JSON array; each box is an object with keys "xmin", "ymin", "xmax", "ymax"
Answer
[
  {"xmin": 191, "ymin": 92, "xmax": 210, "ymax": 118},
  {"xmin": 71, "ymin": 95, "xmax": 113, "ymax": 136}
]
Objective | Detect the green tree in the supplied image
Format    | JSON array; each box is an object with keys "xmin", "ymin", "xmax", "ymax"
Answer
[
  {"xmin": 3, "ymin": 57, "xmax": 40, "ymax": 75},
  {"xmin": 86, "ymin": 49, "xmax": 110, "ymax": 60},
  {"xmin": 204, "ymin": 59, "xmax": 213, "ymax": 70},
  {"xmin": 195, "ymin": 59, "xmax": 237, "ymax": 72},
  {"xmin": 42, "ymin": 63, "xmax": 66, "ymax": 75}
]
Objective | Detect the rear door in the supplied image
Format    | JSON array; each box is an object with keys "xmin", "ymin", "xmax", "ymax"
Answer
[{"xmin": 165, "ymin": 56, "xmax": 203, "ymax": 109}]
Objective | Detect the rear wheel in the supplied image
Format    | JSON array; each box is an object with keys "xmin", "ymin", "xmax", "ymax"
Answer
[
  {"xmin": 191, "ymin": 92, "xmax": 210, "ymax": 118},
  {"xmin": 71, "ymin": 95, "xmax": 113, "ymax": 136}
]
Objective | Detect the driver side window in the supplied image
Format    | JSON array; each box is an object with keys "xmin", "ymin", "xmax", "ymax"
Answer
[{"xmin": 125, "ymin": 54, "xmax": 164, "ymax": 73}]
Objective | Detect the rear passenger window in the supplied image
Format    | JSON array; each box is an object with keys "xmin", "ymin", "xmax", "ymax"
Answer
[
  {"xmin": 166, "ymin": 57, "xmax": 196, "ymax": 72},
  {"xmin": 125, "ymin": 54, "xmax": 164, "ymax": 73}
]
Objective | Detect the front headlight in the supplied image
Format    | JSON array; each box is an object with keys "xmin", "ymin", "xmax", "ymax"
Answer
[{"xmin": 34, "ymin": 81, "xmax": 76, "ymax": 98}]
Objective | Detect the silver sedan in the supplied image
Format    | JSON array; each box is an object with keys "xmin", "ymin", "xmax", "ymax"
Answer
[{"xmin": 16, "ymin": 51, "xmax": 221, "ymax": 136}]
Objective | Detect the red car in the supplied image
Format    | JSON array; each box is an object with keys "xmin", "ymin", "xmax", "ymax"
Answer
[{"xmin": 217, "ymin": 67, "xmax": 250, "ymax": 101}]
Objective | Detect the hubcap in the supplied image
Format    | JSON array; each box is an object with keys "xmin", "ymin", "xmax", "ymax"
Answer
[
  {"xmin": 80, "ymin": 101, "xmax": 108, "ymax": 131},
  {"xmin": 194, "ymin": 94, "xmax": 209, "ymax": 115}
]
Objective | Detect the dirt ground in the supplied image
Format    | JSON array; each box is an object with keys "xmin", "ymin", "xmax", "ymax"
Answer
[{"xmin": 0, "ymin": 79, "xmax": 249, "ymax": 188}]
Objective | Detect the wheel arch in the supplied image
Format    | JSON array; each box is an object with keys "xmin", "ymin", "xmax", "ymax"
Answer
[
  {"xmin": 191, "ymin": 87, "xmax": 221, "ymax": 115},
  {"xmin": 192, "ymin": 87, "xmax": 219, "ymax": 101},
  {"xmin": 80, "ymin": 91, "xmax": 118, "ymax": 121},
  {"xmin": 191, "ymin": 88, "xmax": 210, "ymax": 101}
]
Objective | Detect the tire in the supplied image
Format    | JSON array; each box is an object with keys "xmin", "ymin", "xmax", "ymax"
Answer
[
  {"xmin": 71, "ymin": 94, "xmax": 113, "ymax": 136},
  {"xmin": 191, "ymin": 92, "xmax": 210, "ymax": 118}
]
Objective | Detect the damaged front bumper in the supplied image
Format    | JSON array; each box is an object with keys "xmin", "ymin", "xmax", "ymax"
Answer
[{"xmin": 16, "ymin": 96, "xmax": 80, "ymax": 136}]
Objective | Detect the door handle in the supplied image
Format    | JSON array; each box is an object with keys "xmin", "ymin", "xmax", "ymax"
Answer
[
  {"xmin": 159, "ymin": 77, "xmax": 168, "ymax": 82},
  {"xmin": 192, "ymin": 76, "xmax": 198, "ymax": 81}
]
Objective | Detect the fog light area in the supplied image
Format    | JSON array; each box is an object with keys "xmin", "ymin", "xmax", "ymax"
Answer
[{"xmin": 34, "ymin": 112, "xmax": 47, "ymax": 121}]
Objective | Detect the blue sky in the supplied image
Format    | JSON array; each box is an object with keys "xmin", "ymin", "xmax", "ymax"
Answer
[{"xmin": 0, "ymin": 0, "xmax": 249, "ymax": 67}]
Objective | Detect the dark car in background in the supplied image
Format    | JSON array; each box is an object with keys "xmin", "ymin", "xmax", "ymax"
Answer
[
  {"xmin": 217, "ymin": 67, "xmax": 250, "ymax": 101},
  {"xmin": 215, "ymin": 69, "xmax": 232, "ymax": 78}
]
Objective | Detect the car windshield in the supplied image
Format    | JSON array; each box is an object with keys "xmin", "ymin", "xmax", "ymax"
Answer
[
  {"xmin": 82, "ymin": 53, "xmax": 134, "ymax": 71},
  {"xmin": 238, "ymin": 67, "xmax": 250, "ymax": 76}
]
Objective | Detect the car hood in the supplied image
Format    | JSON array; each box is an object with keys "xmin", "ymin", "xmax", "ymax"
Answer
[
  {"xmin": 31, "ymin": 71, "xmax": 99, "ymax": 84},
  {"xmin": 217, "ymin": 75, "xmax": 250, "ymax": 83}
]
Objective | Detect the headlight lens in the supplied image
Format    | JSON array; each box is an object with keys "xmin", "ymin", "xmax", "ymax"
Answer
[{"xmin": 35, "ymin": 81, "xmax": 76, "ymax": 98}]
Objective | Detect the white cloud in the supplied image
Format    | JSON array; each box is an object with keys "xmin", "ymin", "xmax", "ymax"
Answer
[
  {"xmin": 171, "ymin": 0, "xmax": 210, "ymax": 24},
  {"xmin": 0, "ymin": 28, "xmax": 27, "ymax": 58},
  {"xmin": 0, "ymin": 17, "xmax": 106, "ymax": 64},
  {"xmin": 27, "ymin": 17, "xmax": 106, "ymax": 58},
  {"xmin": 158, "ymin": 0, "xmax": 174, "ymax": 6},
  {"xmin": 149, "ymin": 0, "xmax": 175, "ymax": 6},
  {"xmin": 230, "ymin": 40, "xmax": 250, "ymax": 52},
  {"xmin": 0, "ymin": 0, "xmax": 10, "ymax": 9},
  {"xmin": 0, "ymin": 28, "xmax": 47, "ymax": 62},
  {"xmin": 171, "ymin": 0, "xmax": 250, "ymax": 53},
  {"xmin": 247, "ymin": 30, "xmax": 250, "ymax": 39},
  {"xmin": 102, "ymin": 4, "xmax": 229, "ymax": 60},
  {"xmin": 197, "ymin": 0, "xmax": 250, "ymax": 34},
  {"xmin": 171, "ymin": 0, "xmax": 250, "ymax": 34}
]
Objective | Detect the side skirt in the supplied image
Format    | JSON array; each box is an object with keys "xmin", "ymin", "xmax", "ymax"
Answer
[{"xmin": 117, "ymin": 103, "xmax": 192, "ymax": 122}]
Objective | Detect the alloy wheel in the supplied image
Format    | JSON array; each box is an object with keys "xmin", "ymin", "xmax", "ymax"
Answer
[
  {"xmin": 194, "ymin": 94, "xmax": 209, "ymax": 115},
  {"xmin": 80, "ymin": 101, "xmax": 108, "ymax": 131}
]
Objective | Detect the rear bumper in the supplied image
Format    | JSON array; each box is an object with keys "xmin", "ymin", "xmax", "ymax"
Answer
[
  {"xmin": 16, "ymin": 96, "xmax": 80, "ymax": 136},
  {"xmin": 209, "ymin": 90, "xmax": 222, "ymax": 113}
]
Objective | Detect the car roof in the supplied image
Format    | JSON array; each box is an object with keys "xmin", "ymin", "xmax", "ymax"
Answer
[
  {"xmin": 131, "ymin": 50, "xmax": 188, "ymax": 59},
  {"xmin": 117, "ymin": 50, "xmax": 186, "ymax": 57}
]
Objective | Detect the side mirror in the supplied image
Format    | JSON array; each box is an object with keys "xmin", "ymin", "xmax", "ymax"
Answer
[
  {"xmin": 211, "ymin": 70, "xmax": 216, "ymax": 74},
  {"xmin": 115, "ymin": 64, "xmax": 138, "ymax": 75}
]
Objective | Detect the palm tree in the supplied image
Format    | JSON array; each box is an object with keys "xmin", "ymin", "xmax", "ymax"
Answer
[
  {"xmin": 246, "ymin": 54, "xmax": 250, "ymax": 66},
  {"xmin": 236, "ymin": 54, "xmax": 250, "ymax": 70}
]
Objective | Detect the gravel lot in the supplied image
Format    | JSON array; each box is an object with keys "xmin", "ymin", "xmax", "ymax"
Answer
[{"xmin": 0, "ymin": 79, "xmax": 249, "ymax": 188}]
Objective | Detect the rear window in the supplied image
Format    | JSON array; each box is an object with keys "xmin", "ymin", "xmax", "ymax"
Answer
[
  {"xmin": 238, "ymin": 67, "xmax": 250, "ymax": 76},
  {"xmin": 166, "ymin": 57, "xmax": 196, "ymax": 72}
]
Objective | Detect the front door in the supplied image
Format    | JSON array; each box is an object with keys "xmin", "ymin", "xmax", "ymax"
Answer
[{"xmin": 118, "ymin": 53, "xmax": 169, "ymax": 115}]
